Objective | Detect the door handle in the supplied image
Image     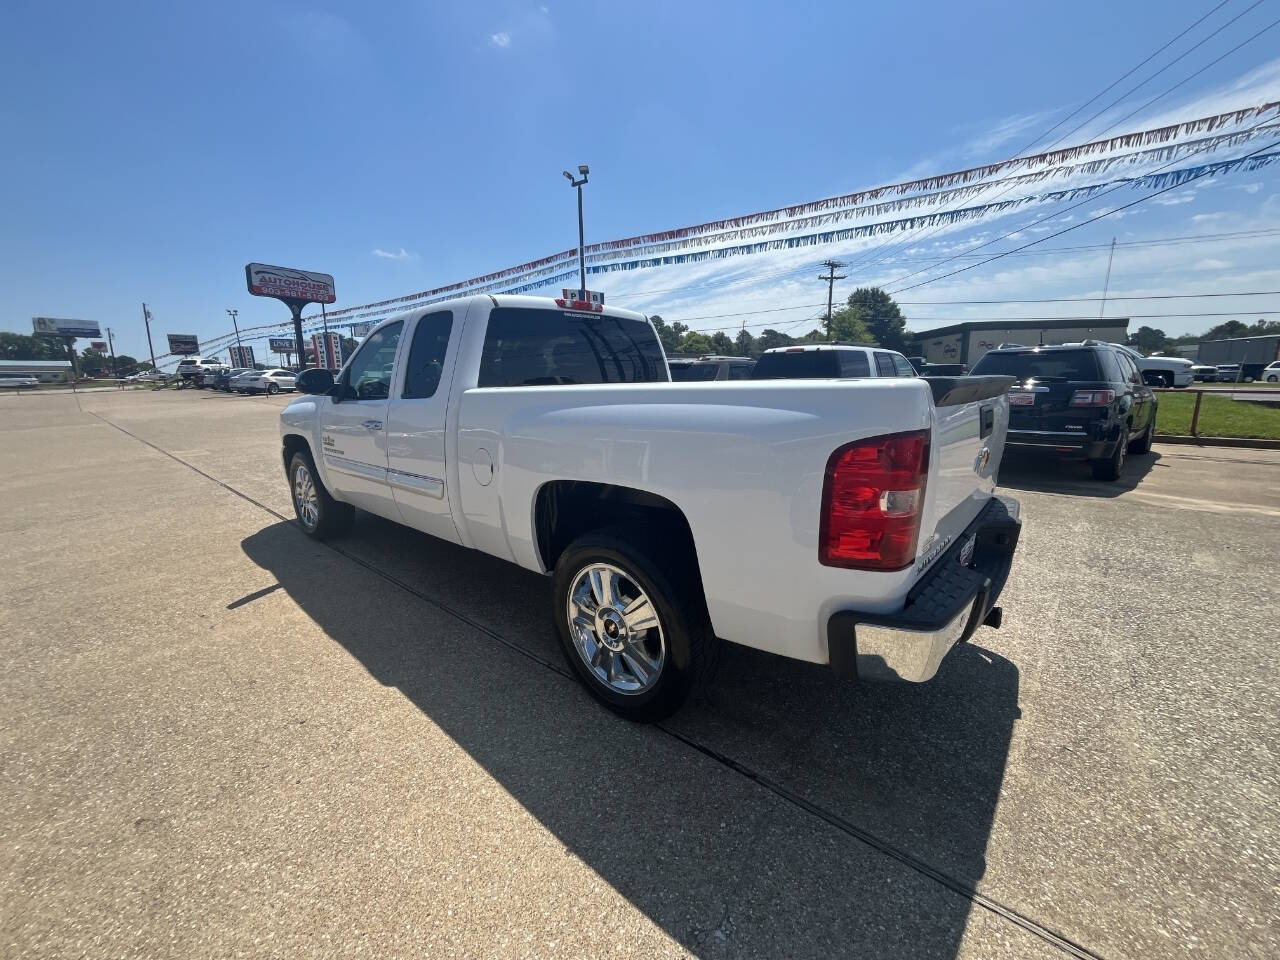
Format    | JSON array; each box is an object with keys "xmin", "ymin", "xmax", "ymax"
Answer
[{"xmin": 362, "ymin": 419, "xmax": 383, "ymax": 431}]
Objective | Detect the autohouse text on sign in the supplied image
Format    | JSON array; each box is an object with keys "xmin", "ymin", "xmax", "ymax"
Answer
[{"xmin": 245, "ymin": 264, "xmax": 336, "ymax": 304}]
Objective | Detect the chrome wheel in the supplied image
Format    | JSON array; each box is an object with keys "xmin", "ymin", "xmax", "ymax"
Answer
[
  {"xmin": 566, "ymin": 563, "xmax": 665, "ymax": 695},
  {"xmin": 293, "ymin": 463, "xmax": 319, "ymax": 529}
]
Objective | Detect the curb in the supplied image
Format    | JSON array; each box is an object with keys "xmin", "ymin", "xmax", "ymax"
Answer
[{"xmin": 1155, "ymin": 435, "xmax": 1280, "ymax": 450}]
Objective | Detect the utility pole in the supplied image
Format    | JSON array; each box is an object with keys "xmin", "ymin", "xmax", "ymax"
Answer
[
  {"xmin": 819, "ymin": 260, "xmax": 847, "ymax": 338},
  {"xmin": 226, "ymin": 309, "xmax": 243, "ymax": 366},
  {"xmin": 142, "ymin": 303, "xmax": 157, "ymax": 371},
  {"xmin": 105, "ymin": 326, "xmax": 119, "ymax": 381},
  {"xmin": 563, "ymin": 164, "xmax": 590, "ymax": 297},
  {"xmin": 1098, "ymin": 238, "xmax": 1117, "ymax": 320}
]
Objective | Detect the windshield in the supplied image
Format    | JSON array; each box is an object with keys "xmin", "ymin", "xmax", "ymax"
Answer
[
  {"xmin": 970, "ymin": 349, "xmax": 1101, "ymax": 381},
  {"xmin": 669, "ymin": 363, "xmax": 719, "ymax": 382}
]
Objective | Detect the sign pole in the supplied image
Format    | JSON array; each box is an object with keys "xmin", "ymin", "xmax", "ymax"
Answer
[{"xmin": 291, "ymin": 302, "xmax": 306, "ymax": 370}]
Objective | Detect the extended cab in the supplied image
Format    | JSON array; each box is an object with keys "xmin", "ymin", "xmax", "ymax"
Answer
[{"xmin": 280, "ymin": 295, "xmax": 1022, "ymax": 720}]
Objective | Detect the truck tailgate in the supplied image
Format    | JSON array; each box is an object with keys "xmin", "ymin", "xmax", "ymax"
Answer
[{"xmin": 916, "ymin": 377, "xmax": 1012, "ymax": 574}]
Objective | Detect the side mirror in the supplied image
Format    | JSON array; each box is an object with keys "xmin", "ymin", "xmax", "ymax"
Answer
[{"xmin": 296, "ymin": 368, "xmax": 335, "ymax": 395}]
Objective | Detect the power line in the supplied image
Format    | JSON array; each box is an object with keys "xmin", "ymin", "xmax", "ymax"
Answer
[
  {"xmin": 612, "ymin": 227, "xmax": 1280, "ymax": 300},
  {"xmin": 1034, "ymin": 0, "xmax": 1264, "ymax": 155},
  {"xmin": 888, "ymin": 134, "xmax": 1280, "ymax": 294},
  {"xmin": 842, "ymin": 3, "xmax": 1274, "ymax": 287},
  {"xmin": 1008, "ymin": 0, "xmax": 1233, "ymax": 157},
  {"xmin": 881, "ymin": 114, "xmax": 1280, "ymax": 294}
]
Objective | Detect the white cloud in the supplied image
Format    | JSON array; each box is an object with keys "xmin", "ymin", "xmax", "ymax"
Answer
[
  {"xmin": 489, "ymin": 31, "xmax": 511, "ymax": 48},
  {"xmin": 539, "ymin": 5, "xmax": 549, "ymax": 13},
  {"xmin": 372, "ymin": 247, "xmax": 414, "ymax": 260},
  {"xmin": 1234, "ymin": 182, "xmax": 1263, "ymax": 194},
  {"xmin": 1194, "ymin": 258, "xmax": 1231, "ymax": 270},
  {"xmin": 1152, "ymin": 190, "xmax": 1197, "ymax": 206}
]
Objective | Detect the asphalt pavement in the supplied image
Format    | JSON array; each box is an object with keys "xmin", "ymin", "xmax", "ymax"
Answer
[{"xmin": 2, "ymin": 389, "xmax": 1277, "ymax": 959}]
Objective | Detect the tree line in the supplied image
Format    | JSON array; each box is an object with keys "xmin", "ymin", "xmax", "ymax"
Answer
[
  {"xmin": 0, "ymin": 332, "xmax": 151, "ymax": 376},
  {"xmin": 1126, "ymin": 318, "xmax": 1280, "ymax": 354},
  {"xmin": 655, "ymin": 287, "xmax": 910, "ymax": 357}
]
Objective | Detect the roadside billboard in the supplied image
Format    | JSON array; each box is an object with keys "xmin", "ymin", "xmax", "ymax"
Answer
[
  {"xmin": 245, "ymin": 264, "xmax": 336, "ymax": 305},
  {"xmin": 32, "ymin": 317, "xmax": 101, "ymax": 338},
  {"xmin": 268, "ymin": 336, "xmax": 298, "ymax": 353},
  {"xmin": 167, "ymin": 334, "xmax": 200, "ymax": 355},
  {"xmin": 349, "ymin": 322, "xmax": 372, "ymax": 338},
  {"xmin": 90, "ymin": 341, "xmax": 108, "ymax": 351}
]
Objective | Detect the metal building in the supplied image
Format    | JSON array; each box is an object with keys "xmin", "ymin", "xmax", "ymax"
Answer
[{"xmin": 909, "ymin": 318, "xmax": 1130, "ymax": 368}]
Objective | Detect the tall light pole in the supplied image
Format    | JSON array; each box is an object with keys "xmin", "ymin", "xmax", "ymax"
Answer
[
  {"xmin": 142, "ymin": 302, "xmax": 157, "ymax": 371},
  {"xmin": 563, "ymin": 164, "xmax": 589, "ymax": 298},
  {"xmin": 226, "ymin": 309, "xmax": 243, "ymax": 366}
]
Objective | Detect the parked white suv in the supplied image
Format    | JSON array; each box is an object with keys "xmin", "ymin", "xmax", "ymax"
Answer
[
  {"xmin": 1108, "ymin": 343, "xmax": 1194, "ymax": 388},
  {"xmin": 751, "ymin": 344, "xmax": 919, "ymax": 379},
  {"xmin": 175, "ymin": 357, "xmax": 226, "ymax": 385},
  {"xmin": 1261, "ymin": 361, "xmax": 1280, "ymax": 383}
]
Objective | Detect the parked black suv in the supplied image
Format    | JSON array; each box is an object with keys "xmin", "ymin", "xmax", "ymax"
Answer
[{"xmin": 969, "ymin": 342, "xmax": 1157, "ymax": 481}]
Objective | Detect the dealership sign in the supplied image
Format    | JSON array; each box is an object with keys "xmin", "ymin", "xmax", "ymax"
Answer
[
  {"xmin": 32, "ymin": 317, "xmax": 101, "ymax": 338},
  {"xmin": 245, "ymin": 263, "xmax": 336, "ymax": 305},
  {"xmin": 167, "ymin": 334, "xmax": 200, "ymax": 355},
  {"xmin": 349, "ymin": 322, "xmax": 372, "ymax": 338},
  {"xmin": 268, "ymin": 336, "xmax": 298, "ymax": 353}
]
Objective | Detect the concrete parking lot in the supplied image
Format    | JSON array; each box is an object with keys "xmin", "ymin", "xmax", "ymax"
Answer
[{"xmin": 2, "ymin": 389, "xmax": 1278, "ymax": 959}]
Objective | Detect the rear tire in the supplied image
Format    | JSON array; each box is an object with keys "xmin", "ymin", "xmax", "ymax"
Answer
[
  {"xmin": 1128, "ymin": 411, "xmax": 1155, "ymax": 454},
  {"xmin": 289, "ymin": 451, "xmax": 354, "ymax": 540},
  {"xmin": 1091, "ymin": 435, "xmax": 1127, "ymax": 481},
  {"xmin": 267, "ymin": 382, "xmax": 280, "ymax": 395},
  {"xmin": 553, "ymin": 528, "xmax": 719, "ymax": 722}
]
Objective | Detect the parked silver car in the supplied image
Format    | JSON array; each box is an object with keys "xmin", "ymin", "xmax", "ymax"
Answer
[{"xmin": 239, "ymin": 368, "xmax": 297, "ymax": 395}]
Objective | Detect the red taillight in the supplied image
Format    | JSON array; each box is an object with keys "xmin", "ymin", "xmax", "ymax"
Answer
[
  {"xmin": 1069, "ymin": 389, "xmax": 1116, "ymax": 407},
  {"xmin": 820, "ymin": 429, "xmax": 930, "ymax": 571}
]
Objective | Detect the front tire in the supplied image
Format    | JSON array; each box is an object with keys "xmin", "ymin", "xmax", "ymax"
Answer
[
  {"xmin": 553, "ymin": 529, "xmax": 718, "ymax": 722},
  {"xmin": 1268, "ymin": 375, "xmax": 1278, "ymax": 383},
  {"xmin": 289, "ymin": 451, "xmax": 353, "ymax": 540}
]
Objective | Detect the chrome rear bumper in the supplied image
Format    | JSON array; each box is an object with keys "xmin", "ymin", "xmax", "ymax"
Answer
[{"xmin": 827, "ymin": 496, "xmax": 1022, "ymax": 683}]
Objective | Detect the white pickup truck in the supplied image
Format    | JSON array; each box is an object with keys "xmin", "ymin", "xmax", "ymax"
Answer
[{"xmin": 280, "ymin": 295, "xmax": 1022, "ymax": 720}]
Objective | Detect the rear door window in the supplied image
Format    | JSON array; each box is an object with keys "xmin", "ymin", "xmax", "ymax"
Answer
[
  {"xmin": 838, "ymin": 351, "xmax": 871, "ymax": 377},
  {"xmin": 478, "ymin": 308, "xmax": 667, "ymax": 387},
  {"xmin": 727, "ymin": 363, "xmax": 754, "ymax": 380},
  {"xmin": 402, "ymin": 310, "xmax": 454, "ymax": 399},
  {"xmin": 890, "ymin": 354, "xmax": 915, "ymax": 377},
  {"xmin": 874, "ymin": 352, "xmax": 896, "ymax": 377}
]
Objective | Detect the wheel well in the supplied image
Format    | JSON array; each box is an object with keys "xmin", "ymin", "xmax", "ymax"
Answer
[
  {"xmin": 534, "ymin": 481, "xmax": 701, "ymax": 576},
  {"xmin": 282, "ymin": 434, "xmax": 311, "ymax": 476}
]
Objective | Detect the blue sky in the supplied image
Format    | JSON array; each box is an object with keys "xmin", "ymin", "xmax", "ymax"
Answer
[{"xmin": 2, "ymin": 0, "xmax": 1278, "ymax": 362}]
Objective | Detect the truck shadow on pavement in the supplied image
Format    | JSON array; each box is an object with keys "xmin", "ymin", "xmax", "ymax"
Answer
[
  {"xmin": 242, "ymin": 517, "xmax": 1021, "ymax": 959},
  {"xmin": 996, "ymin": 449, "xmax": 1161, "ymax": 498}
]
